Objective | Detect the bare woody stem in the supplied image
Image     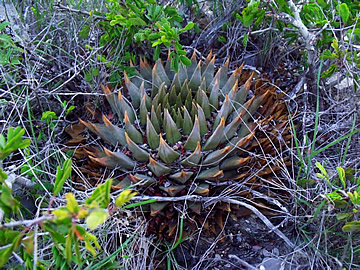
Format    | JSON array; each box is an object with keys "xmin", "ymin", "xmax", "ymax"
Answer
[{"xmin": 273, "ymin": 0, "xmax": 318, "ymax": 95}]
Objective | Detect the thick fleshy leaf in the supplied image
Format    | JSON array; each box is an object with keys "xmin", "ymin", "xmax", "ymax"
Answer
[
  {"xmin": 170, "ymin": 72, "xmax": 183, "ymax": 93},
  {"xmin": 197, "ymin": 166, "xmax": 224, "ymax": 180},
  {"xmin": 199, "ymin": 77, "xmax": 207, "ymax": 93},
  {"xmin": 178, "ymin": 62, "xmax": 188, "ymax": 86},
  {"xmin": 150, "ymin": 202, "xmax": 169, "ymax": 216},
  {"xmin": 220, "ymin": 156, "xmax": 251, "ymax": 170},
  {"xmin": 124, "ymin": 71, "xmax": 141, "ymax": 108},
  {"xmin": 155, "ymin": 104, "xmax": 162, "ymax": 125},
  {"xmin": 147, "ymin": 156, "xmax": 171, "ymax": 177},
  {"xmin": 82, "ymin": 54, "xmax": 292, "ymax": 238},
  {"xmin": 230, "ymin": 131, "xmax": 255, "ymax": 152},
  {"xmin": 124, "ymin": 111, "xmax": 143, "ymax": 144},
  {"xmin": 157, "ymin": 58, "xmax": 171, "ymax": 83},
  {"xmin": 128, "ymin": 174, "xmax": 156, "ymax": 187},
  {"xmin": 192, "ymin": 183, "xmax": 209, "ymax": 196},
  {"xmin": 89, "ymin": 148, "xmax": 135, "ymax": 170},
  {"xmin": 209, "ymin": 78, "xmax": 219, "ymax": 110},
  {"xmin": 180, "ymin": 141, "xmax": 202, "ymax": 167},
  {"xmin": 203, "ymin": 55, "xmax": 215, "ymax": 89},
  {"xmin": 184, "ymin": 88, "xmax": 193, "ymax": 114},
  {"xmin": 139, "ymin": 57, "xmax": 152, "ymax": 81},
  {"xmin": 157, "ymin": 82, "xmax": 167, "ymax": 103},
  {"xmin": 219, "ymin": 57, "xmax": 229, "ymax": 87},
  {"xmin": 189, "ymin": 202, "xmax": 202, "ymax": 214},
  {"xmin": 175, "ymin": 92, "xmax": 183, "ymax": 109},
  {"xmin": 213, "ymin": 94, "xmax": 231, "ymax": 129},
  {"xmin": 117, "ymin": 90, "xmax": 136, "ymax": 123},
  {"xmin": 234, "ymin": 71, "xmax": 253, "ymax": 109},
  {"xmin": 197, "ymin": 104, "xmax": 208, "ymax": 136},
  {"xmin": 125, "ymin": 133, "xmax": 149, "ymax": 162},
  {"xmin": 220, "ymin": 112, "xmax": 246, "ymax": 144},
  {"xmin": 197, "ymin": 89, "xmax": 211, "ymax": 118},
  {"xmin": 160, "ymin": 185, "xmax": 186, "ymax": 197},
  {"xmin": 146, "ymin": 115, "xmax": 160, "ymax": 149},
  {"xmin": 169, "ymin": 170, "xmax": 193, "ymax": 184},
  {"xmin": 150, "ymin": 105, "xmax": 161, "ymax": 133},
  {"xmin": 152, "ymin": 61, "xmax": 170, "ymax": 95},
  {"xmin": 81, "ymin": 117, "xmax": 126, "ymax": 146},
  {"xmin": 129, "ymin": 61, "xmax": 145, "ymax": 87},
  {"xmin": 227, "ymin": 79, "xmax": 239, "ymax": 101},
  {"xmin": 100, "ymin": 84, "xmax": 119, "ymax": 117},
  {"xmin": 182, "ymin": 106, "xmax": 193, "ymax": 135},
  {"xmin": 139, "ymin": 95, "xmax": 148, "ymax": 126},
  {"xmin": 231, "ymin": 95, "xmax": 255, "ymax": 121},
  {"xmin": 162, "ymin": 93, "xmax": 170, "ymax": 111},
  {"xmin": 248, "ymin": 90, "xmax": 270, "ymax": 116},
  {"xmin": 203, "ymin": 146, "xmax": 232, "ymax": 165},
  {"xmin": 222, "ymin": 65, "xmax": 243, "ymax": 95},
  {"xmin": 191, "ymin": 101, "xmax": 197, "ymax": 118},
  {"xmin": 175, "ymin": 108, "xmax": 183, "ymax": 128},
  {"xmin": 164, "ymin": 109, "xmax": 182, "ymax": 144},
  {"xmin": 181, "ymin": 79, "xmax": 190, "ymax": 101},
  {"xmin": 165, "ymin": 48, "xmax": 175, "ymax": 80},
  {"xmin": 157, "ymin": 134, "xmax": 180, "ymax": 164},
  {"xmin": 169, "ymin": 85, "xmax": 177, "ymax": 105},
  {"xmin": 237, "ymin": 122, "xmax": 257, "ymax": 139},
  {"xmin": 203, "ymin": 117, "xmax": 225, "ymax": 150},
  {"xmin": 184, "ymin": 115, "xmax": 200, "ymax": 151},
  {"xmin": 188, "ymin": 61, "xmax": 202, "ymax": 90},
  {"xmin": 187, "ymin": 51, "xmax": 198, "ymax": 78}
]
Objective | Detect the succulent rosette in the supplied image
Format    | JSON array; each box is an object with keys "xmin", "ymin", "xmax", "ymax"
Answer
[{"xmin": 79, "ymin": 51, "xmax": 291, "ymax": 237}]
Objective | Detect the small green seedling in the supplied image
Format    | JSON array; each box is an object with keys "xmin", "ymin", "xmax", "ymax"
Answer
[{"xmin": 0, "ymin": 127, "xmax": 30, "ymax": 161}]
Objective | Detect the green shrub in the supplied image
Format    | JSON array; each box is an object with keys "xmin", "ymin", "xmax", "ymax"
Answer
[
  {"xmin": 0, "ymin": 127, "xmax": 143, "ymax": 269},
  {"xmin": 87, "ymin": 0, "xmax": 194, "ymax": 82}
]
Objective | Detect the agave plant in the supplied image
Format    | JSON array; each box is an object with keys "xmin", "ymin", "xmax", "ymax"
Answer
[{"xmin": 79, "ymin": 51, "xmax": 291, "ymax": 238}]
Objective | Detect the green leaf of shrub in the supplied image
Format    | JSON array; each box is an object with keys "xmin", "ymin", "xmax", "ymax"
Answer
[
  {"xmin": 86, "ymin": 209, "xmax": 109, "ymax": 230},
  {"xmin": 54, "ymin": 159, "xmax": 72, "ymax": 196},
  {"xmin": 183, "ymin": 22, "xmax": 194, "ymax": 31},
  {"xmin": 315, "ymin": 162, "xmax": 327, "ymax": 176},
  {"xmin": 342, "ymin": 221, "xmax": 360, "ymax": 232},
  {"xmin": 218, "ymin": 35, "xmax": 226, "ymax": 43},
  {"xmin": 65, "ymin": 193, "xmax": 79, "ymax": 214},
  {"xmin": 0, "ymin": 233, "xmax": 23, "ymax": 267},
  {"xmin": 171, "ymin": 55, "xmax": 179, "ymax": 72},
  {"xmin": 85, "ymin": 179, "xmax": 112, "ymax": 208},
  {"xmin": 339, "ymin": 3, "xmax": 350, "ymax": 25},
  {"xmin": 242, "ymin": 33, "xmax": 248, "ymax": 47},
  {"xmin": 128, "ymin": 17, "xmax": 146, "ymax": 26},
  {"xmin": 153, "ymin": 46, "xmax": 160, "ymax": 60},
  {"xmin": 336, "ymin": 166, "xmax": 346, "ymax": 189},
  {"xmin": 65, "ymin": 232, "xmax": 73, "ymax": 263},
  {"xmin": 0, "ymin": 22, "xmax": 10, "ymax": 32},
  {"xmin": 115, "ymin": 190, "xmax": 137, "ymax": 207},
  {"xmin": 79, "ymin": 24, "xmax": 90, "ymax": 39},
  {"xmin": 336, "ymin": 212, "xmax": 353, "ymax": 221},
  {"xmin": 180, "ymin": 55, "xmax": 191, "ymax": 66}
]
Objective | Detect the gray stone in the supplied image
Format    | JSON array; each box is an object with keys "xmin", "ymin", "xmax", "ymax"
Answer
[{"xmin": 258, "ymin": 258, "xmax": 287, "ymax": 270}]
